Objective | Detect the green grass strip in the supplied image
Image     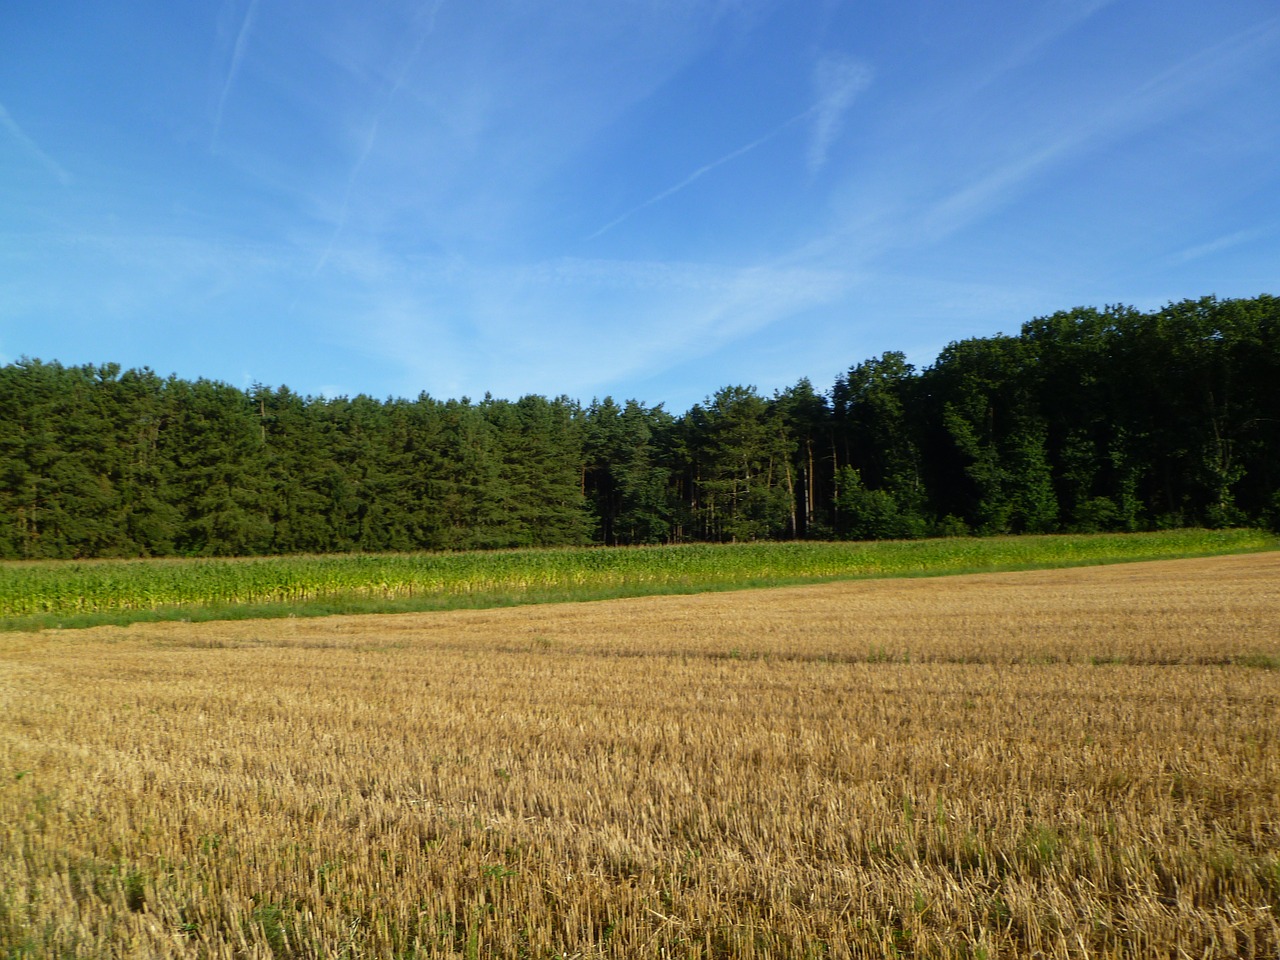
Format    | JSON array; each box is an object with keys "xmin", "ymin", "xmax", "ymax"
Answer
[{"xmin": 2, "ymin": 529, "xmax": 1275, "ymax": 632}]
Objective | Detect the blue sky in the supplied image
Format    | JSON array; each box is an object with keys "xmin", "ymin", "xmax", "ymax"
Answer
[{"xmin": 2, "ymin": 1, "xmax": 1277, "ymax": 411}]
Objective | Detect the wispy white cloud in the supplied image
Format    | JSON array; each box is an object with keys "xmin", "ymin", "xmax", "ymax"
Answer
[
  {"xmin": 588, "ymin": 53, "xmax": 871, "ymax": 242},
  {"xmin": 917, "ymin": 138, "xmax": 1072, "ymax": 243},
  {"xmin": 323, "ymin": 251, "xmax": 851, "ymax": 401},
  {"xmin": 312, "ymin": 117, "xmax": 381, "ymax": 275},
  {"xmin": 912, "ymin": 15, "xmax": 1280, "ymax": 247},
  {"xmin": 967, "ymin": 0, "xmax": 1122, "ymax": 95},
  {"xmin": 286, "ymin": 2, "xmax": 770, "ymax": 272},
  {"xmin": 807, "ymin": 55, "xmax": 871, "ymax": 175},
  {"xmin": 0, "ymin": 102, "xmax": 72, "ymax": 185},
  {"xmin": 1126, "ymin": 14, "xmax": 1280, "ymax": 112},
  {"xmin": 212, "ymin": 0, "xmax": 260, "ymax": 146},
  {"xmin": 393, "ymin": 0, "xmax": 446, "ymax": 96},
  {"xmin": 312, "ymin": 1, "xmax": 445, "ymax": 274},
  {"xmin": 1173, "ymin": 228, "xmax": 1268, "ymax": 264}
]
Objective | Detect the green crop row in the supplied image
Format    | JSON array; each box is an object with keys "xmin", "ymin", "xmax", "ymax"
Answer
[{"xmin": 2, "ymin": 529, "xmax": 1275, "ymax": 627}]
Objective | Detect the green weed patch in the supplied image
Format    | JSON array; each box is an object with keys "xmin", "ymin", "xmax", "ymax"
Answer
[{"xmin": 2, "ymin": 529, "xmax": 1274, "ymax": 631}]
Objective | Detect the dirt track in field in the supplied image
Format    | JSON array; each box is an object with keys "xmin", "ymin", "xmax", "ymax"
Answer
[{"xmin": 33, "ymin": 549, "xmax": 1280, "ymax": 665}]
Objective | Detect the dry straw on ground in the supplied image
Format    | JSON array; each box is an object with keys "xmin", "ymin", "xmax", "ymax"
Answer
[{"xmin": 2, "ymin": 552, "xmax": 1278, "ymax": 958}]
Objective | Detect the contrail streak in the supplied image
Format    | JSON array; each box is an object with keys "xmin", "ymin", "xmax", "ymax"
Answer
[
  {"xmin": 586, "ymin": 107, "xmax": 814, "ymax": 242},
  {"xmin": 213, "ymin": 0, "xmax": 260, "ymax": 146},
  {"xmin": 312, "ymin": 1, "xmax": 445, "ymax": 275},
  {"xmin": 0, "ymin": 101, "xmax": 72, "ymax": 184}
]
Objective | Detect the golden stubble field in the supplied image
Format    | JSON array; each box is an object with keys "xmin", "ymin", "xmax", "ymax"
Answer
[{"xmin": 2, "ymin": 553, "xmax": 1278, "ymax": 958}]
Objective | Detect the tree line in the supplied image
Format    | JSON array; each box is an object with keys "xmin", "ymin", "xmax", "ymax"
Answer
[{"xmin": 2, "ymin": 295, "xmax": 1277, "ymax": 559}]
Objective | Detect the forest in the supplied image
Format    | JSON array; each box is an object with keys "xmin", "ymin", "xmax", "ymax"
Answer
[{"xmin": 1, "ymin": 294, "xmax": 1277, "ymax": 559}]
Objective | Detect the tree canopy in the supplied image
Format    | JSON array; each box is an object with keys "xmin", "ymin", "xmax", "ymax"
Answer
[{"xmin": 3, "ymin": 295, "xmax": 1277, "ymax": 558}]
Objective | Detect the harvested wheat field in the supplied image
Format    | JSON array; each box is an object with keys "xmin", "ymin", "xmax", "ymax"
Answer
[{"xmin": 2, "ymin": 552, "xmax": 1278, "ymax": 958}]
